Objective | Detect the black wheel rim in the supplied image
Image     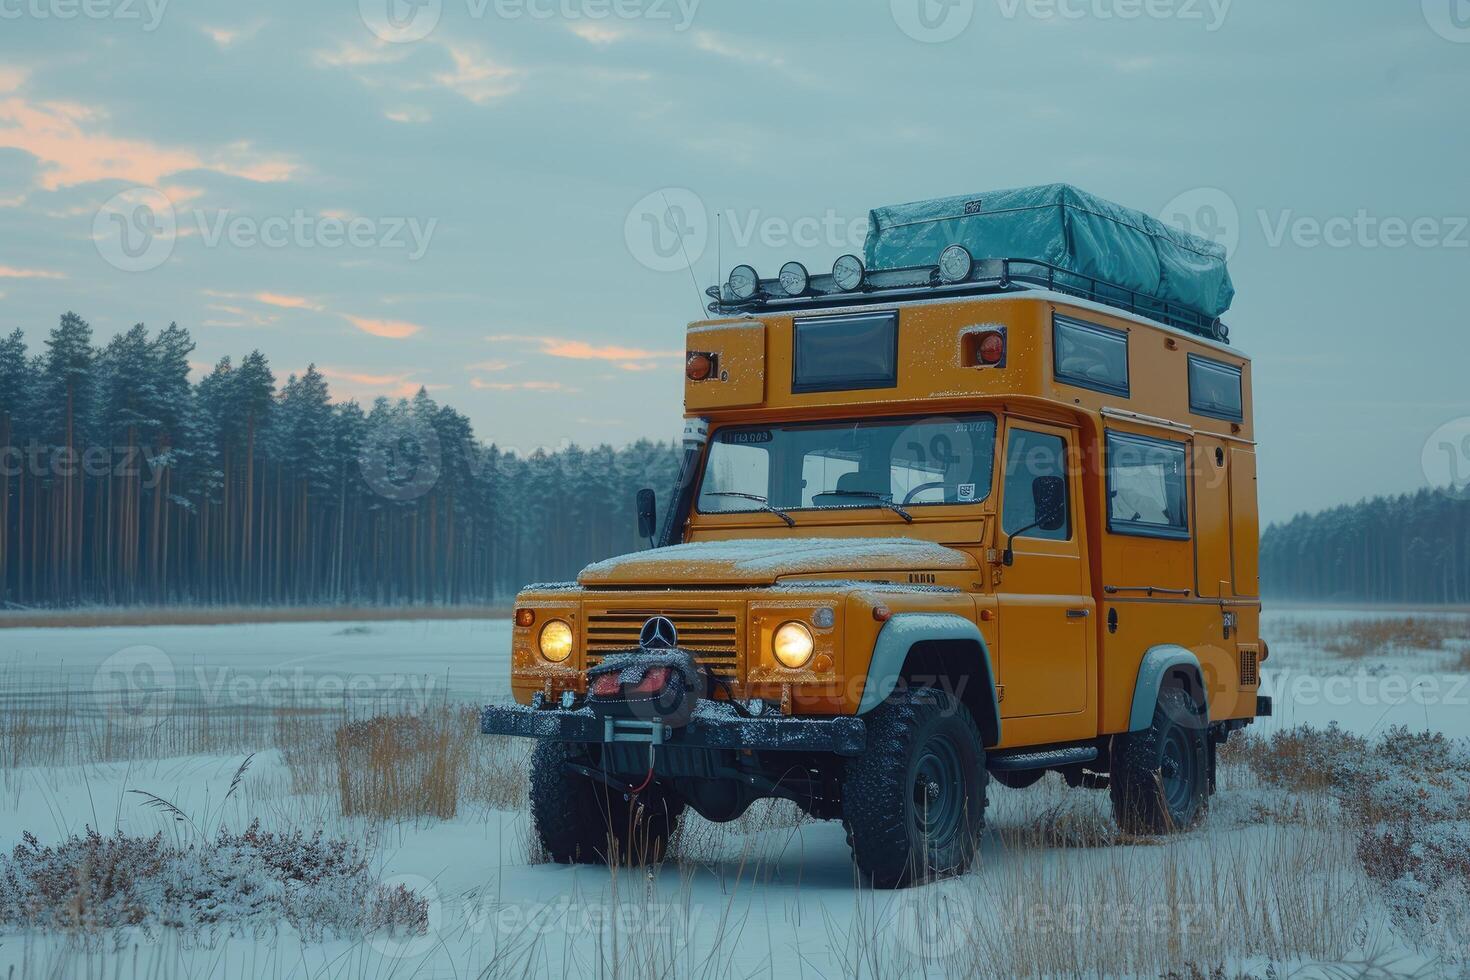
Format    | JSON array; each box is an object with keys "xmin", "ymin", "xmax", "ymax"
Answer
[
  {"xmin": 1160, "ymin": 729, "xmax": 1196, "ymax": 816},
  {"xmin": 911, "ymin": 732, "xmax": 966, "ymax": 854}
]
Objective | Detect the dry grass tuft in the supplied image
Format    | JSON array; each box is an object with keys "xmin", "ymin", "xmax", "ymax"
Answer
[
  {"xmin": 335, "ymin": 709, "xmax": 468, "ymax": 820},
  {"xmin": 1217, "ymin": 723, "xmax": 1368, "ymax": 793},
  {"xmin": 1274, "ymin": 615, "xmax": 1470, "ymax": 660},
  {"xmin": 0, "ymin": 823, "xmax": 428, "ymax": 940}
]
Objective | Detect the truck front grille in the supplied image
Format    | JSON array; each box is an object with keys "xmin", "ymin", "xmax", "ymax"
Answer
[{"xmin": 585, "ymin": 608, "xmax": 741, "ymax": 684}]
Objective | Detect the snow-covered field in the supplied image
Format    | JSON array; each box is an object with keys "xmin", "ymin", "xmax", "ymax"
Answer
[{"xmin": 0, "ymin": 608, "xmax": 1466, "ymax": 978}]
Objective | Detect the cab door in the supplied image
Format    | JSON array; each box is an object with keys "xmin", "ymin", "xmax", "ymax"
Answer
[{"xmin": 995, "ymin": 421, "xmax": 1096, "ymax": 743}]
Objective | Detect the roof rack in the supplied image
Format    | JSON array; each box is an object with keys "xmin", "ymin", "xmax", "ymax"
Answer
[{"xmin": 706, "ymin": 257, "xmax": 1230, "ymax": 345}]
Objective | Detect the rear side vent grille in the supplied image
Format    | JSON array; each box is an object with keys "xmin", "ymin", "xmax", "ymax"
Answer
[{"xmin": 1239, "ymin": 648, "xmax": 1259, "ymax": 687}]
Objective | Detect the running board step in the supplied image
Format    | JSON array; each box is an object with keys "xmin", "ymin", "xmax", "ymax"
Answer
[{"xmin": 988, "ymin": 746, "xmax": 1099, "ymax": 772}]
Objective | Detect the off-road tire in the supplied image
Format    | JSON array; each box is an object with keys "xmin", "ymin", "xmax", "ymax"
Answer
[
  {"xmin": 1109, "ymin": 686, "xmax": 1209, "ymax": 835},
  {"xmin": 529, "ymin": 740, "xmax": 683, "ymax": 865},
  {"xmin": 841, "ymin": 688, "xmax": 988, "ymax": 889}
]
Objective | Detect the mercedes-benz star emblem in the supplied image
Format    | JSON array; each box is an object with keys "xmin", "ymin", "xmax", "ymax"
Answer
[{"xmin": 639, "ymin": 616, "xmax": 679, "ymax": 651}]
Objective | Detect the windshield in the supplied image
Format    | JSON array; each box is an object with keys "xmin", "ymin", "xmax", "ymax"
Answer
[{"xmin": 697, "ymin": 414, "xmax": 997, "ymax": 517}]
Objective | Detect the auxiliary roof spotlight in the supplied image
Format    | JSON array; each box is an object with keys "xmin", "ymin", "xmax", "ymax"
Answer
[
  {"xmin": 779, "ymin": 261, "xmax": 810, "ymax": 297},
  {"xmin": 832, "ymin": 254, "xmax": 865, "ymax": 292},
  {"xmin": 728, "ymin": 264, "xmax": 760, "ymax": 301},
  {"xmin": 938, "ymin": 244, "xmax": 974, "ymax": 284}
]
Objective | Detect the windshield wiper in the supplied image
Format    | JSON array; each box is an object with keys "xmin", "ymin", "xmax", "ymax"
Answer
[
  {"xmin": 826, "ymin": 491, "xmax": 914, "ymax": 523},
  {"xmin": 705, "ymin": 491, "xmax": 797, "ymax": 527}
]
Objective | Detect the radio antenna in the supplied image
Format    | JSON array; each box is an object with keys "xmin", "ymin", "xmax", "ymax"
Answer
[{"xmin": 661, "ymin": 190, "xmax": 706, "ymax": 319}]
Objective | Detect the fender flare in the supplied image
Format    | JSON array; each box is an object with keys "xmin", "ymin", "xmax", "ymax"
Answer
[
  {"xmin": 1128, "ymin": 644, "xmax": 1208, "ymax": 732},
  {"xmin": 857, "ymin": 613, "xmax": 1001, "ymax": 746}
]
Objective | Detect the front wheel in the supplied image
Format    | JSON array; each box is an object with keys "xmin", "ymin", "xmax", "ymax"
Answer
[
  {"xmin": 1109, "ymin": 686, "xmax": 1209, "ymax": 834},
  {"xmin": 528, "ymin": 740, "xmax": 682, "ymax": 865},
  {"xmin": 842, "ymin": 689, "xmax": 988, "ymax": 888}
]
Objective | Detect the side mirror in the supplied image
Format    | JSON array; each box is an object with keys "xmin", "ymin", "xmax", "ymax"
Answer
[
  {"xmin": 1032, "ymin": 476, "xmax": 1066, "ymax": 532},
  {"xmin": 636, "ymin": 488, "xmax": 658, "ymax": 543},
  {"xmin": 1003, "ymin": 476, "xmax": 1066, "ymax": 566}
]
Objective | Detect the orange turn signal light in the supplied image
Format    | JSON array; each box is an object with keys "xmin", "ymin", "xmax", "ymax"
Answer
[
  {"xmin": 515, "ymin": 608, "xmax": 535, "ymax": 628},
  {"xmin": 686, "ymin": 351, "xmax": 714, "ymax": 381},
  {"xmin": 872, "ymin": 604, "xmax": 892, "ymax": 622},
  {"xmin": 978, "ymin": 331, "xmax": 1005, "ymax": 365}
]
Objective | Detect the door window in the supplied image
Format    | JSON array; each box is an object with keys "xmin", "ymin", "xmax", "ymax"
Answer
[{"xmin": 1003, "ymin": 429, "xmax": 1071, "ymax": 541}]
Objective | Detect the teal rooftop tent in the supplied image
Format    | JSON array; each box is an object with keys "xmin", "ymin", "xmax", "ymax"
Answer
[
  {"xmin": 864, "ymin": 183, "xmax": 1235, "ymax": 323},
  {"xmin": 709, "ymin": 183, "xmax": 1236, "ymax": 343}
]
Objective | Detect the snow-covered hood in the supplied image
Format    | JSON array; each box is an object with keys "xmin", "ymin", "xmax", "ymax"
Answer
[{"xmin": 578, "ymin": 537, "xmax": 976, "ymax": 588}]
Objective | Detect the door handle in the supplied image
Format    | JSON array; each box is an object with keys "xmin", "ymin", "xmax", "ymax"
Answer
[{"xmin": 1066, "ymin": 608, "xmax": 1091, "ymax": 619}]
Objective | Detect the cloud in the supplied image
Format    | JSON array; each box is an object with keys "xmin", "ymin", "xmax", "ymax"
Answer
[
  {"xmin": 319, "ymin": 366, "xmax": 440, "ymax": 400},
  {"xmin": 385, "ymin": 107, "xmax": 432, "ymax": 124},
  {"xmin": 566, "ymin": 22, "xmax": 629, "ymax": 45},
  {"xmin": 0, "ymin": 68, "xmax": 26, "ymax": 95},
  {"xmin": 471, "ymin": 378, "xmax": 571, "ymax": 392},
  {"xmin": 313, "ymin": 39, "xmax": 409, "ymax": 69},
  {"xmin": 487, "ymin": 333, "xmax": 679, "ymax": 363},
  {"xmin": 343, "ymin": 314, "xmax": 423, "ymax": 339},
  {"xmin": 432, "ymin": 45, "xmax": 521, "ymax": 105},
  {"xmin": 255, "ymin": 292, "xmax": 324, "ymax": 312},
  {"xmin": 0, "ymin": 97, "xmax": 297, "ymax": 190},
  {"xmin": 201, "ymin": 23, "xmax": 264, "ymax": 49},
  {"xmin": 465, "ymin": 359, "xmax": 514, "ymax": 372},
  {"xmin": 0, "ymin": 264, "xmax": 64, "ymax": 279}
]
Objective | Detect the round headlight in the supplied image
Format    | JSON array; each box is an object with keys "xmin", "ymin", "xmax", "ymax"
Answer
[
  {"xmin": 832, "ymin": 254, "xmax": 865, "ymax": 292},
  {"xmin": 779, "ymin": 261, "xmax": 809, "ymax": 297},
  {"xmin": 938, "ymin": 243, "xmax": 973, "ymax": 284},
  {"xmin": 538, "ymin": 620, "xmax": 573, "ymax": 663},
  {"xmin": 773, "ymin": 621, "xmax": 814, "ymax": 669},
  {"xmin": 728, "ymin": 264, "xmax": 760, "ymax": 301}
]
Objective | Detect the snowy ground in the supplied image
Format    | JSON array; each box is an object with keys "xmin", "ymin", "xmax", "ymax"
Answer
[{"xmin": 0, "ymin": 607, "xmax": 1465, "ymax": 978}]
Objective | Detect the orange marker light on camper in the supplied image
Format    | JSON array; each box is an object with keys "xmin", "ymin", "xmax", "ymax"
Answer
[
  {"xmin": 515, "ymin": 608, "xmax": 535, "ymax": 628},
  {"xmin": 686, "ymin": 352, "xmax": 714, "ymax": 381},
  {"xmin": 978, "ymin": 331, "xmax": 1005, "ymax": 365}
]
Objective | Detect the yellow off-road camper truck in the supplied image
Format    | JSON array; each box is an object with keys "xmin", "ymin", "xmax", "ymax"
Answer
[{"xmin": 482, "ymin": 186, "xmax": 1271, "ymax": 887}]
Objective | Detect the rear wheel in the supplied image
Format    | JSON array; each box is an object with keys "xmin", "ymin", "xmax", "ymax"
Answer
[
  {"xmin": 1109, "ymin": 687, "xmax": 1209, "ymax": 834},
  {"xmin": 842, "ymin": 689, "xmax": 988, "ymax": 888},
  {"xmin": 529, "ymin": 740, "xmax": 683, "ymax": 864}
]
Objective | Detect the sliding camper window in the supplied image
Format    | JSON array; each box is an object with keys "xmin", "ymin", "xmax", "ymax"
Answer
[
  {"xmin": 1106, "ymin": 431, "xmax": 1190, "ymax": 540},
  {"xmin": 792, "ymin": 312, "xmax": 898, "ymax": 394},
  {"xmin": 1053, "ymin": 315, "xmax": 1130, "ymax": 397},
  {"xmin": 1187, "ymin": 354, "xmax": 1244, "ymax": 422}
]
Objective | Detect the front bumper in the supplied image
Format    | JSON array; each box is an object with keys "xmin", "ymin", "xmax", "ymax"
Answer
[{"xmin": 480, "ymin": 701, "xmax": 867, "ymax": 757}]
